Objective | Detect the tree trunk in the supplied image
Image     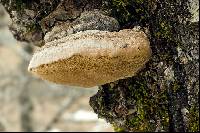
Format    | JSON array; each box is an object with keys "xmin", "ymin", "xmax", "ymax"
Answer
[
  {"xmin": 90, "ymin": 0, "xmax": 199, "ymax": 132},
  {"xmin": 0, "ymin": 0, "xmax": 199, "ymax": 132}
]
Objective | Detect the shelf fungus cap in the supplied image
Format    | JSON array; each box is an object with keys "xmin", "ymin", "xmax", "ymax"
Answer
[{"xmin": 28, "ymin": 28, "xmax": 151, "ymax": 87}]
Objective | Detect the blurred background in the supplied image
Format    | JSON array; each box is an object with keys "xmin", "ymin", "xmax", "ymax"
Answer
[{"xmin": 0, "ymin": 4, "xmax": 113, "ymax": 132}]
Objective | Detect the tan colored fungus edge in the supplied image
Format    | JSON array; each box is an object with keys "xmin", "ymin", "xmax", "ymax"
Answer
[{"xmin": 28, "ymin": 28, "xmax": 151, "ymax": 87}]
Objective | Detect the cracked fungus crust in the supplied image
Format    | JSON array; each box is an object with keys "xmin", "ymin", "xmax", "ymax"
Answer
[{"xmin": 28, "ymin": 28, "xmax": 151, "ymax": 87}]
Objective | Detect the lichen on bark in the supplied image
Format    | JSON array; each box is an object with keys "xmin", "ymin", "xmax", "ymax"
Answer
[
  {"xmin": 90, "ymin": 0, "xmax": 199, "ymax": 132},
  {"xmin": 0, "ymin": 0, "xmax": 199, "ymax": 132}
]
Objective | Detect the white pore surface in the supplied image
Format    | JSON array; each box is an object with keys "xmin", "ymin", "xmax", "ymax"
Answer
[{"xmin": 28, "ymin": 30, "xmax": 140, "ymax": 70}]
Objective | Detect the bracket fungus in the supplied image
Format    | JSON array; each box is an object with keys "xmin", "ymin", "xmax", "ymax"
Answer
[{"xmin": 28, "ymin": 28, "xmax": 151, "ymax": 88}]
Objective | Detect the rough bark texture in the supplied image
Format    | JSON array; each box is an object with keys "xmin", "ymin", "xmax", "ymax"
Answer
[
  {"xmin": 0, "ymin": 0, "xmax": 199, "ymax": 132},
  {"xmin": 0, "ymin": 0, "xmax": 102, "ymax": 46},
  {"xmin": 90, "ymin": 0, "xmax": 199, "ymax": 132}
]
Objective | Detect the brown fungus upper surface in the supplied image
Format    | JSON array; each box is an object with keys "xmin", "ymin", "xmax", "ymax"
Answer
[{"xmin": 28, "ymin": 28, "xmax": 151, "ymax": 87}]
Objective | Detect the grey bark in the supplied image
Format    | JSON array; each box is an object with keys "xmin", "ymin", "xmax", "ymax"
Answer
[{"xmin": 0, "ymin": 0, "xmax": 199, "ymax": 132}]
